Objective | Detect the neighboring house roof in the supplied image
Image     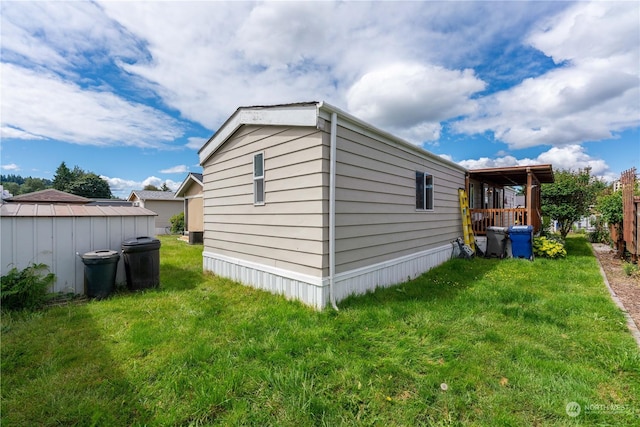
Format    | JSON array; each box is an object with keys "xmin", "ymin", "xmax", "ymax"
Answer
[
  {"xmin": 0, "ymin": 203, "xmax": 157, "ymax": 217},
  {"xmin": 127, "ymin": 190, "xmax": 184, "ymax": 202},
  {"xmin": 175, "ymin": 173, "xmax": 204, "ymax": 198},
  {"xmin": 5, "ymin": 189, "xmax": 90, "ymax": 204},
  {"xmin": 198, "ymin": 101, "xmax": 468, "ymax": 173}
]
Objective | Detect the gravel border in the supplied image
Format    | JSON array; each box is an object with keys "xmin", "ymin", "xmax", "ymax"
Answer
[{"xmin": 591, "ymin": 244, "xmax": 640, "ymax": 349}]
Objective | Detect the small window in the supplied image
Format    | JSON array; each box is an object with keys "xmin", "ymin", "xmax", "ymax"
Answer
[
  {"xmin": 254, "ymin": 152, "xmax": 264, "ymax": 205},
  {"xmin": 415, "ymin": 171, "xmax": 434, "ymax": 210}
]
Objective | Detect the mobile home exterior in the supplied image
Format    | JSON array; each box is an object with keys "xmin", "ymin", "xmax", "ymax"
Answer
[{"xmin": 199, "ymin": 102, "xmax": 466, "ymax": 308}]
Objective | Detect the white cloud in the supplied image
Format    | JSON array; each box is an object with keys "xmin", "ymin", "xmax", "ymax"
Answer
[
  {"xmin": 1, "ymin": 63, "xmax": 183, "ymax": 147},
  {"xmin": 186, "ymin": 137, "xmax": 207, "ymax": 150},
  {"xmin": 0, "ymin": 1, "xmax": 144, "ymax": 72},
  {"xmin": 160, "ymin": 165, "xmax": 188, "ymax": 174},
  {"xmin": 0, "ymin": 126, "xmax": 45, "ymax": 140},
  {"xmin": 1, "ymin": 163, "xmax": 20, "ymax": 171},
  {"xmin": 347, "ymin": 62, "xmax": 485, "ymax": 143},
  {"xmin": 455, "ymin": 1, "xmax": 640, "ymax": 149},
  {"xmin": 458, "ymin": 145, "xmax": 616, "ymax": 181}
]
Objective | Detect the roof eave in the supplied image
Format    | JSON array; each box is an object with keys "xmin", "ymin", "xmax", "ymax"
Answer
[
  {"xmin": 198, "ymin": 102, "xmax": 320, "ymax": 165},
  {"xmin": 175, "ymin": 173, "xmax": 204, "ymax": 198}
]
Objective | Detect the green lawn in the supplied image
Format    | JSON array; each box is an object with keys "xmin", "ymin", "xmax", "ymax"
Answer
[{"xmin": 1, "ymin": 236, "xmax": 639, "ymax": 426}]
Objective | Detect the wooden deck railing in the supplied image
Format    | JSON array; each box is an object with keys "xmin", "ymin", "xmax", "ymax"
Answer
[{"xmin": 470, "ymin": 208, "xmax": 527, "ymax": 235}]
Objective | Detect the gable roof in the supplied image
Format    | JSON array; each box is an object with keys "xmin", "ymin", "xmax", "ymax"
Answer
[
  {"xmin": 127, "ymin": 190, "xmax": 183, "ymax": 202},
  {"xmin": 198, "ymin": 101, "xmax": 467, "ymax": 173},
  {"xmin": 174, "ymin": 172, "xmax": 204, "ymax": 198},
  {"xmin": 5, "ymin": 188, "xmax": 90, "ymax": 204}
]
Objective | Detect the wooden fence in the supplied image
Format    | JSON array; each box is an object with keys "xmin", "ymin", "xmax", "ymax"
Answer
[{"xmin": 621, "ymin": 168, "xmax": 638, "ymax": 261}]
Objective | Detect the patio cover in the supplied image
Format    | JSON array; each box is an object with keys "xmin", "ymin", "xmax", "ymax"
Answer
[{"xmin": 468, "ymin": 164, "xmax": 554, "ymax": 186}]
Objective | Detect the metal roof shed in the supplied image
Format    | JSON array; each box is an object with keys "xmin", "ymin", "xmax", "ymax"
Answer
[{"xmin": 1, "ymin": 203, "xmax": 157, "ymax": 295}]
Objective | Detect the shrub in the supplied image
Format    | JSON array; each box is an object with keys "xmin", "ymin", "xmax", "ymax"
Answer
[
  {"xmin": 1, "ymin": 263, "xmax": 55, "ymax": 311},
  {"xmin": 588, "ymin": 216, "xmax": 611, "ymax": 244},
  {"xmin": 533, "ymin": 236, "xmax": 567, "ymax": 259},
  {"xmin": 623, "ymin": 262, "xmax": 638, "ymax": 277},
  {"xmin": 169, "ymin": 212, "xmax": 185, "ymax": 234}
]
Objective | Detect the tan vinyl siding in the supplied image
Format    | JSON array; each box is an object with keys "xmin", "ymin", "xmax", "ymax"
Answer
[
  {"xmin": 203, "ymin": 125, "xmax": 328, "ymax": 277},
  {"xmin": 334, "ymin": 125, "xmax": 465, "ymax": 273},
  {"xmin": 186, "ymin": 197, "xmax": 203, "ymax": 232}
]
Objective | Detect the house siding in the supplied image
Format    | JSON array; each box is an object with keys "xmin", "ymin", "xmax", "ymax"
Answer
[
  {"xmin": 333, "ymin": 125, "xmax": 465, "ymax": 273},
  {"xmin": 143, "ymin": 200, "xmax": 183, "ymax": 234},
  {"xmin": 202, "ymin": 124, "xmax": 328, "ymax": 278},
  {"xmin": 199, "ymin": 103, "xmax": 468, "ymax": 309}
]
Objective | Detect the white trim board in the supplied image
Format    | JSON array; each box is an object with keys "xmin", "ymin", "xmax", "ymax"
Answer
[{"xmin": 203, "ymin": 242, "xmax": 454, "ymax": 309}]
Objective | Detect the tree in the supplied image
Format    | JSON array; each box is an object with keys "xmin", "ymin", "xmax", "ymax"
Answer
[
  {"xmin": 541, "ymin": 168, "xmax": 599, "ymax": 239},
  {"xmin": 143, "ymin": 184, "xmax": 160, "ymax": 191},
  {"xmin": 67, "ymin": 173, "xmax": 113, "ymax": 199},
  {"xmin": 52, "ymin": 162, "xmax": 73, "ymax": 192},
  {"xmin": 52, "ymin": 162, "xmax": 112, "ymax": 198},
  {"xmin": 2, "ymin": 182, "xmax": 20, "ymax": 197},
  {"xmin": 20, "ymin": 177, "xmax": 48, "ymax": 194}
]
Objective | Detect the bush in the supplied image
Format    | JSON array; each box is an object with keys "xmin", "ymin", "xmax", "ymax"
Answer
[
  {"xmin": 169, "ymin": 212, "xmax": 185, "ymax": 234},
  {"xmin": 623, "ymin": 262, "xmax": 638, "ymax": 277},
  {"xmin": 588, "ymin": 216, "xmax": 611, "ymax": 244},
  {"xmin": 533, "ymin": 236, "xmax": 567, "ymax": 259},
  {"xmin": 1, "ymin": 263, "xmax": 55, "ymax": 311}
]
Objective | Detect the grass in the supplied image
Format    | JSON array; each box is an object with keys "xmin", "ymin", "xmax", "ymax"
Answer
[{"xmin": 1, "ymin": 235, "xmax": 639, "ymax": 426}]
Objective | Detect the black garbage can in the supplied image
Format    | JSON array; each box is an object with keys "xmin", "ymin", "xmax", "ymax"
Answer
[
  {"xmin": 121, "ymin": 237, "xmax": 161, "ymax": 290},
  {"xmin": 81, "ymin": 250, "xmax": 120, "ymax": 299},
  {"xmin": 485, "ymin": 226, "xmax": 508, "ymax": 258}
]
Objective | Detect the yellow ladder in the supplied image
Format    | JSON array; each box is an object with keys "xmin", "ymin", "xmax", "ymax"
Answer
[{"xmin": 458, "ymin": 188, "xmax": 476, "ymax": 254}]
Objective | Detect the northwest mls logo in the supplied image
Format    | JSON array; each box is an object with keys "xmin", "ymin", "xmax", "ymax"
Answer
[{"xmin": 566, "ymin": 401, "xmax": 581, "ymax": 417}]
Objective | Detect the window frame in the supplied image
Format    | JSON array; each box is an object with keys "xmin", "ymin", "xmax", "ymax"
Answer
[
  {"xmin": 253, "ymin": 152, "xmax": 265, "ymax": 206},
  {"xmin": 415, "ymin": 171, "xmax": 434, "ymax": 211}
]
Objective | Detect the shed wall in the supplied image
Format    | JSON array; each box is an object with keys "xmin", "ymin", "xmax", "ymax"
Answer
[
  {"xmin": 202, "ymin": 125, "xmax": 328, "ymax": 278},
  {"xmin": 1, "ymin": 215, "xmax": 154, "ymax": 293}
]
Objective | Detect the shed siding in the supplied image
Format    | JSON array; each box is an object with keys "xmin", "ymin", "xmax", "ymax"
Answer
[
  {"xmin": 334, "ymin": 125, "xmax": 465, "ymax": 273},
  {"xmin": 1, "ymin": 215, "xmax": 154, "ymax": 293},
  {"xmin": 202, "ymin": 125, "xmax": 328, "ymax": 278}
]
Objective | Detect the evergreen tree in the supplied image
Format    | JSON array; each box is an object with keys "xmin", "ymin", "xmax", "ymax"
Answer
[{"xmin": 52, "ymin": 162, "xmax": 73, "ymax": 192}]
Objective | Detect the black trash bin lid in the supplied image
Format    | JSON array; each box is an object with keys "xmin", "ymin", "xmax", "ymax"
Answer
[
  {"xmin": 122, "ymin": 236, "xmax": 160, "ymax": 245},
  {"xmin": 122, "ymin": 236, "xmax": 161, "ymax": 252},
  {"xmin": 82, "ymin": 249, "xmax": 120, "ymax": 259}
]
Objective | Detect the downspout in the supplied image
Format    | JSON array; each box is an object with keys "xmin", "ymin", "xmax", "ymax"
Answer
[{"xmin": 329, "ymin": 112, "xmax": 339, "ymax": 311}]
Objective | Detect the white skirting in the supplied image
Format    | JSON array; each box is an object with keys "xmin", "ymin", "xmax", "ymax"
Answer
[{"xmin": 203, "ymin": 243, "xmax": 454, "ymax": 309}]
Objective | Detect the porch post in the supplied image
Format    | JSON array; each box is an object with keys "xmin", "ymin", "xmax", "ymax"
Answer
[
  {"xmin": 526, "ymin": 168, "xmax": 533, "ymax": 228},
  {"xmin": 465, "ymin": 173, "xmax": 470, "ymax": 195}
]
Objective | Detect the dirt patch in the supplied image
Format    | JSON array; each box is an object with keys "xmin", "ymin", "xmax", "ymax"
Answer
[{"xmin": 591, "ymin": 243, "xmax": 640, "ymax": 337}]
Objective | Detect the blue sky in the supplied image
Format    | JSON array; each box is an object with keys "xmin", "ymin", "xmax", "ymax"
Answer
[{"xmin": 1, "ymin": 1, "xmax": 638, "ymax": 199}]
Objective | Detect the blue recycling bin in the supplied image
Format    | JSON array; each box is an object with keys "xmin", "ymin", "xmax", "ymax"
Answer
[{"xmin": 509, "ymin": 225, "xmax": 534, "ymax": 260}]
